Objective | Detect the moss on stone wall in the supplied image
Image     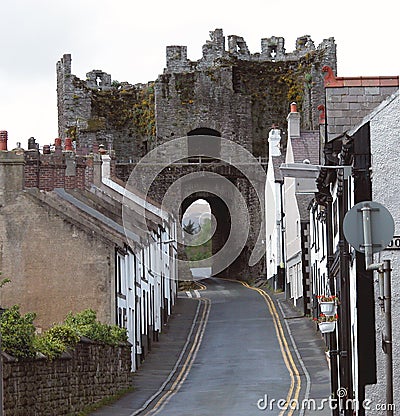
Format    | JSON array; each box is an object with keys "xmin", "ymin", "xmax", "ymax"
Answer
[
  {"xmin": 87, "ymin": 82, "xmax": 156, "ymax": 158},
  {"xmin": 86, "ymin": 117, "xmax": 106, "ymax": 132},
  {"xmin": 174, "ymin": 73, "xmax": 196, "ymax": 104},
  {"xmin": 230, "ymin": 50, "xmax": 325, "ymax": 157},
  {"xmin": 132, "ymin": 83, "xmax": 156, "ymax": 137}
]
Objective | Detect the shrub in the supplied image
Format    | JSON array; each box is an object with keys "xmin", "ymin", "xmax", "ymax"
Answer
[
  {"xmin": 65, "ymin": 309, "xmax": 128, "ymax": 345},
  {"xmin": 34, "ymin": 324, "xmax": 80, "ymax": 359},
  {"xmin": 0, "ymin": 305, "xmax": 36, "ymax": 359},
  {"xmin": 0, "ymin": 306, "xmax": 127, "ymax": 360}
]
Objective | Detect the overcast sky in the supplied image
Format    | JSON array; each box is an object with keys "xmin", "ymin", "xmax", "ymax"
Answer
[{"xmin": 1, "ymin": 0, "xmax": 398, "ymax": 149}]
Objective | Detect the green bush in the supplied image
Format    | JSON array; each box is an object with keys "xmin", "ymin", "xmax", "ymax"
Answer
[
  {"xmin": 34, "ymin": 324, "xmax": 80, "ymax": 359},
  {"xmin": 0, "ymin": 305, "xmax": 36, "ymax": 359},
  {"xmin": 0, "ymin": 306, "xmax": 127, "ymax": 360},
  {"xmin": 65, "ymin": 309, "xmax": 128, "ymax": 345}
]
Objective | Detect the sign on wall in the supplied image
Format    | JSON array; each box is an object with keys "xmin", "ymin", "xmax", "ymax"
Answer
[{"xmin": 385, "ymin": 236, "xmax": 400, "ymax": 250}]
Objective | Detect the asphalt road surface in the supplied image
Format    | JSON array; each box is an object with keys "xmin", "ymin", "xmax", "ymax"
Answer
[{"xmin": 143, "ymin": 277, "xmax": 303, "ymax": 416}]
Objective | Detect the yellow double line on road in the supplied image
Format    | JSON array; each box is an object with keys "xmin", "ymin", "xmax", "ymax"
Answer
[
  {"xmin": 141, "ymin": 296, "xmax": 211, "ymax": 416},
  {"xmin": 240, "ymin": 281, "xmax": 301, "ymax": 416},
  {"xmin": 141, "ymin": 278, "xmax": 300, "ymax": 416}
]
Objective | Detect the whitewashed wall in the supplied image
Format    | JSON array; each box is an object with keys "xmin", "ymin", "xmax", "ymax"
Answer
[
  {"xmin": 283, "ymin": 133, "xmax": 303, "ymax": 305},
  {"xmin": 102, "ymin": 164, "xmax": 178, "ymax": 373},
  {"xmin": 365, "ymin": 92, "xmax": 400, "ymax": 413}
]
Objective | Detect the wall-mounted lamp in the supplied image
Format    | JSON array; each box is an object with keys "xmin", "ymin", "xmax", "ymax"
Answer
[{"xmin": 280, "ymin": 163, "xmax": 352, "ymax": 180}]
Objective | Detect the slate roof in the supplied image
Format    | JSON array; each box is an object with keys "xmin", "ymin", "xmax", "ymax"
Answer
[
  {"xmin": 291, "ymin": 131, "xmax": 320, "ymax": 221},
  {"xmin": 291, "ymin": 131, "xmax": 320, "ymax": 165},
  {"xmin": 270, "ymin": 152, "xmax": 286, "ymax": 181}
]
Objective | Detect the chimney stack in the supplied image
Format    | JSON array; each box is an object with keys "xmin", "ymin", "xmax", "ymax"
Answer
[
  {"xmin": 0, "ymin": 131, "xmax": 8, "ymax": 151},
  {"xmin": 287, "ymin": 102, "xmax": 300, "ymax": 138},
  {"xmin": 65, "ymin": 138, "xmax": 73, "ymax": 151},
  {"xmin": 268, "ymin": 128, "xmax": 281, "ymax": 157},
  {"xmin": 28, "ymin": 137, "xmax": 37, "ymax": 150}
]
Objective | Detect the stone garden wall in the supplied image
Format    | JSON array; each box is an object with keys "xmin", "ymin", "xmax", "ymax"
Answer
[{"xmin": 3, "ymin": 339, "xmax": 132, "ymax": 416}]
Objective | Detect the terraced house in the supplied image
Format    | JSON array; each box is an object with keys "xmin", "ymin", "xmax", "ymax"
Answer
[{"xmin": 0, "ymin": 137, "xmax": 178, "ymax": 371}]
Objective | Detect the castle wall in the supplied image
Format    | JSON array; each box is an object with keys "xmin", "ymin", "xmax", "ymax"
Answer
[
  {"xmin": 55, "ymin": 29, "xmax": 337, "ymax": 280},
  {"xmin": 156, "ymin": 30, "xmax": 336, "ymax": 158},
  {"xmin": 56, "ymin": 54, "xmax": 155, "ymax": 162}
]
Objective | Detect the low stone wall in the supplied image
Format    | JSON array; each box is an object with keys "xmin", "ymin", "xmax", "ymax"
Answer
[{"xmin": 3, "ymin": 338, "xmax": 133, "ymax": 416}]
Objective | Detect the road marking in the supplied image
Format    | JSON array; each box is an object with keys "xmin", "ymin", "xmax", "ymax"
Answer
[
  {"xmin": 186, "ymin": 291, "xmax": 192, "ymax": 298},
  {"xmin": 128, "ymin": 290, "xmax": 208, "ymax": 416},
  {"xmin": 276, "ymin": 299, "xmax": 311, "ymax": 416},
  {"xmin": 220, "ymin": 278, "xmax": 301, "ymax": 416},
  {"xmin": 194, "ymin": 290, "xmax": 201, "ymax": 298},
  {"xmin": 242, "ymin": 282, "xmax": 301, "ymax": 416},
  {"xmin": 195, "ymin": 281, "xmax": 207, "ymax": 291},
  {"xmin": 140, "ymin": 285, "xmax": 211, "ymax": 416}
]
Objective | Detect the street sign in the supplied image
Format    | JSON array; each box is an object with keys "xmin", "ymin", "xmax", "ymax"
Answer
[
  {"xmin": 343, "ymin": 201, "xmax": 394, "ymax": 253},
  {"xmin": 386, "ymin": 236, "xmax": 400, "ymax": 250}
]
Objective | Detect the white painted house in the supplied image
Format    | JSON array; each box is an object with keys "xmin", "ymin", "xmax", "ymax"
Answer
[
  {"xmin": 349, "ymin": 91, "xmax": 400, "ymax": 412},
  {"xmin": 308, "ymin": 70, "xmax": 399, "ymax": 413},
  {"xmin": 282, "ymin": 105, "xmax": 319, "ymax": 313},
  {"xmin": 265, "ymin": 128, "xmax": 285, "ymax": 290},
  {"xmin": 101, "ymin": 155, "xmax": 178, "ymax": 371}
]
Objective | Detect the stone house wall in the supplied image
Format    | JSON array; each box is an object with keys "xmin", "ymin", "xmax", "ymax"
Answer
[{"xmin": 0, "ymin": 152, "xmax": 118, "ymax": 330}]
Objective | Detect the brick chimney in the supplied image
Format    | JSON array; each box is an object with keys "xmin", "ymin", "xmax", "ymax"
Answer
[
  {"xmin": 65, "ymin": 138, "xmax": 73, "ymax": 151},
  {"xmin": 287, "ymin": 102, "xmax": 300, "ymax": 138},
  {"xmin": 0, "ymin": 131, "xmax": 8, "ymax": 151}
]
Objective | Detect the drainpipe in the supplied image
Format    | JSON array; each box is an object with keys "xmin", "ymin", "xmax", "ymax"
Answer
[
  {"xmin": 326, "ymin": 199, "xmax": 340, "ymax": 416},
  {"xmin": 338, "ymin": 174, "xmax": 354, "ymax": 415},
  {"xmin": 279, "ymin": 180, "xmax": 286, "ymax": 292}
]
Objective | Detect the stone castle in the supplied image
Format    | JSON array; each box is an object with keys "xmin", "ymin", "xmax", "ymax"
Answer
[{"xmin": 56, "ymin": 29, "xmax": 337, "ymax": 279}]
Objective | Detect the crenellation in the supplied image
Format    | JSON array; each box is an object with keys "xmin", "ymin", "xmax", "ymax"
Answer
[
  {"xmin": 85, "ymin": 70, "xmax": 112, "ymax": 90},
  {"xmin": 201, "ymin": 28, "xmax": 226, "ymax": 64},
  {"xmin": 295, "ymin": 35, "xmax": 315, "ymax": 52},
  {"xmin": 228, "ymin": 35, "xmax": 250, "ymax": 58},
  {"xmin": 166, "ymin": 46, "xmax": 191, "ymax": 72},
  {"xmin": 261, "ymin": 36, "xmax": 286, "ymax": 60}
]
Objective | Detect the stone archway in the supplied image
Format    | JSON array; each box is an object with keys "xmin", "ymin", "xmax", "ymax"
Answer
[
  {"xmin": 180, "ymin": 192, "xmax": 231, "ymax": 278},
  {"xmin": 187, "ymin": 128, "xmax": 221, "ymax": 163}
]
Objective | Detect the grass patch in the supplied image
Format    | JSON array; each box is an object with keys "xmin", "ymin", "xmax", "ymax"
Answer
[{"xmin": 71, "ymin": 386, "xmax": 135, "ymax": 416}]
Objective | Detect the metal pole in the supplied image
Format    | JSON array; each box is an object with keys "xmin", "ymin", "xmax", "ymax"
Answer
[
  {"xmin": 383, "ymin": 259, "xmax": 393, "ymax": 416},
  {"xmin": 360, "ymin": 206, "xmax": 393, "ymax": 414},
  {"xmin": 361, "ymin": 205, "xmax": 373, "ymax": 269}
]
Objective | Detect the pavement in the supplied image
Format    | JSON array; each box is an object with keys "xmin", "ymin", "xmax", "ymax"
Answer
[
  {"xmin": 90, "ymin": 280, "xmax": 332, "ymax": 416},
  {"xmin": 272, "ymin": 291, "xmax": 332, "ymax": 416},
  {"xmin": 90, "ymin": 297, "xmax": 205, "ymax": 416}
]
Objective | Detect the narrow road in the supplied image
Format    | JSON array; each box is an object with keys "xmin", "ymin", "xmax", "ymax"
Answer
[{"xmin": 143, "ymin": 278, "xmax": 303, "ymax": 416}]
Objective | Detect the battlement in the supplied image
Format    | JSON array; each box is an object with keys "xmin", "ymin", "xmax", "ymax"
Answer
[
  {"xmin": 164, "ymin": 29, "xmax": 336, "ymax": 73},
  {"xmin": 86, "ymin": 70, "xmax": 112, "ymax": 90}
]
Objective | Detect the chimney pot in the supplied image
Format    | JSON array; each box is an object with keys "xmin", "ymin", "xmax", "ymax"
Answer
[
  {"xmin": 55, "ymin": 138, "xmax": 62, "ymax": 148},
  {"xmin": 290, "ymin": 102, "xmax": 298, "ymax": 113},
  {"xmin": 0, "ymin": 131, "xmax": 8, "ymax": 151},
  {"xmin": 43, "ymin": 145, "xmax": 51, "ymax": 154},
  {"xmin": 65, "ymin": 138, "xmax": 73, "ymax": 151}
]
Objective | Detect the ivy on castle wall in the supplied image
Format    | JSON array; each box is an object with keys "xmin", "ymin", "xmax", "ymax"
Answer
[
  {"xmin": 230, "ymin": 49, "xmax": 325, "ymax": 157},
  {"xmin": 90, "ymin": 83, "xmax": 155, "ymax": 137},
  {"xmin": 65, "ymin": 81, "xmax": 156, "ymax": 158},
  {"xmin": 132, "ymin": 83, "xmax": 156, "ymax": 138},
  {"xmin": 174, "ymin": 72, "xmax": 196, "ymax": 105}
]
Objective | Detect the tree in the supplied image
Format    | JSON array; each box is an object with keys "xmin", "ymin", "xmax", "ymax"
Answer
[
  {"xmin": 185, "ymin": 218, "xmax": 212, "ymax": 262},
  {"xmin": 183, "ymin": 219, "xmax": 198, "ymax": 236}
]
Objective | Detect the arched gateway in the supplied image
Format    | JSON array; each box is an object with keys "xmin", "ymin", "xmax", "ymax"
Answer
[{"xmin": 56, "ymin": 29, "xmax": 336, "ymax": 279}]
